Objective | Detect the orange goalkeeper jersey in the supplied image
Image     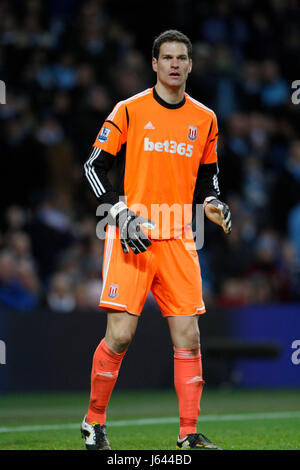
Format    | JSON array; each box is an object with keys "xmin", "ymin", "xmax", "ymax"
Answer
[{"xmin": 92, "ymin": 87, "xmax": 219, "ymax": 239}]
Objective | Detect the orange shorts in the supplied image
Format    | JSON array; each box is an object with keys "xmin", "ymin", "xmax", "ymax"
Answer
[{"xmin": 99, "ymin": 225, "xmax": 206, "ymax": 317}]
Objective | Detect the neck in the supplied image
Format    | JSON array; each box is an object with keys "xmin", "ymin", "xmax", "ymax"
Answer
[{"xmin": 154, "ymin": 82, "xmax": 185, "ymax": 105}]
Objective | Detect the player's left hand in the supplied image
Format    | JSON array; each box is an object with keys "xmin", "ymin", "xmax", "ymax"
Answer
[
  {"xmin": 204, "ymin": 197, "xmax": 232, "ymax": 234},
  {"xmin": 108, "ymin": 201, "xmax": 155, "ymax": 254}
]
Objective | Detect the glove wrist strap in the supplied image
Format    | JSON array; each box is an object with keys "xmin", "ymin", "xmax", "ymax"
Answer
[
  {"xmin": 204, "ymin": 196, "xmax": 217, "ymax": 204},
  {"xmin": 109, "ymin": 201, "xmax": 128, "ymax": 220}
]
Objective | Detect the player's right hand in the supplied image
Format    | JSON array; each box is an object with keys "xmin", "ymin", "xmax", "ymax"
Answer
[{"xmin": 109, "ymin": 202, "xmax": 155, "ymax": 254}]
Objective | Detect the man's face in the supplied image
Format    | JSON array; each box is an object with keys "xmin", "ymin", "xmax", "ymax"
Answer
[{"xmin": 152, "ymin": 41, "xmax": 192, "ymax": 89}]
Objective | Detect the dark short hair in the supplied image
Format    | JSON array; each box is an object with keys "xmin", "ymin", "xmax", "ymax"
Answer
[{"xmin": 152, "ymin": 30, "xmax": 192, "ymax": 59}]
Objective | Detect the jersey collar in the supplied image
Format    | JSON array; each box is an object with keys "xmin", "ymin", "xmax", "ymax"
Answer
[{"xmin": 153, "ymin": 87, "xmax": 186, "ymax": 109}]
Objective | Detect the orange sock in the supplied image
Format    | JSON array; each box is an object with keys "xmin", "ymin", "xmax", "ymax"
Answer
[
  {"xmin": 174, "ymin": 345, "xmax": 204, "ymax": 439},
  {"xmin": 86, "ymin": 338, "xmax": 126, "ymax": 425}
]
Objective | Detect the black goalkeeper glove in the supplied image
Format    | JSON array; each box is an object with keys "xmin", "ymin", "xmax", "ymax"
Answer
[
  {"xmin": 109, "ymin": 202, "xmax": 155, "ymax": 254},
  {"xmin": 204, "ymin": 196, "xmax": 232, "ymax": 234}
]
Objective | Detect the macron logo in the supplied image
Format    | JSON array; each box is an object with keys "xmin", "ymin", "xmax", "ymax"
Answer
[
  {"xmin": 186, "ymin": 375, "xmax": 203, "ymax": 384},
  {"xmin": 144, "ymin": 121, "xmax": 155, "ymax": 130},
  {"xmin": 97, "ymin": 372, "xmax": 115, "ymax": 379}
]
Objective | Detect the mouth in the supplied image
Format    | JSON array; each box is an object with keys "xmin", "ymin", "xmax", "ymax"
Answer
[{"xmin": 169, "ymin": 72, "xmax": 181, "ymax": 78}]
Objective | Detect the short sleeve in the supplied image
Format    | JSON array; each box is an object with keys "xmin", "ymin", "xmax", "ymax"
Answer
[{"xmin": 93, "ymin": 101, "xmax": 128, "ymax": 156}]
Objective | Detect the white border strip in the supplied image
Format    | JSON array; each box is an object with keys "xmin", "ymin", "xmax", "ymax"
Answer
[
  {"xmin": 99, "ymin": 225, "xmax": 115, "ymax": 301},
  {"xmin": 100, "ymin": 300, "xmax": 127, "ymax": 309}
]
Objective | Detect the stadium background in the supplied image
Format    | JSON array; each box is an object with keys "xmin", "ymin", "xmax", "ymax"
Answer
[{"xmin": 0, "ymin": 0, "xmax": 300, "ymax": 396}]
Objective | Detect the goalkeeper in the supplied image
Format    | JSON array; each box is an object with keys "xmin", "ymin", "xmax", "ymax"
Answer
[{"xmin": 81, "ymin": 29, "xmax": 231, "ymax": 450}]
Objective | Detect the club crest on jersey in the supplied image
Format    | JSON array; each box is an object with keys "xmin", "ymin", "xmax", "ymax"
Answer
[
  {"xmin": 108, "ymin": 283, "xmax": 119, "ymax": 299},
  {"xmin": 188, "ymin": 126, "xmax": 197, "ymax": 141},
  {"xmin": 98, "ymin": 126, "xmax": 111, "ymax": 143}
]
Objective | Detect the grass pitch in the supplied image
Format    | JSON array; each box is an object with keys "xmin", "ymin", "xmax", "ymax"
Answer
[{"xmin": 0, "ymin": 388, "xmax": 299, "ymax": 450}]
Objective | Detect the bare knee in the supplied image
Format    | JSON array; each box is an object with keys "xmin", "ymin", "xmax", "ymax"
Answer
[
  {"xmin": 178, "ymin": 328, "xmax": 200, "ymax": 349},
  {"xmin": 105, "ymin": 312, "xmax": 138, "ymax": 353},
  {"xmin": 168, "ymin": 316, "xmax": 200, "ymax": 349},
  {"xmin": 188, "ymin": 329, "xmax": 200, "ymax": 348},
  {"xmin": 107, "ymin": 330, "xmax": 134, "ymax": 353}
]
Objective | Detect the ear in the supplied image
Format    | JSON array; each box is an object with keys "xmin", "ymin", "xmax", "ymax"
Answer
[
  {"xmin": 152, "ymin": 57, "xmax": 158, "ymax": 72},
  {"xmin": 188, "ymin": 60, "xmax": 192, "ymax": 74}
]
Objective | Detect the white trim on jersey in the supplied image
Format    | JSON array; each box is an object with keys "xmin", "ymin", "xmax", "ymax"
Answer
[
  {"xmin": 107, "ymin": 88, "xmax": 152, "ymax": 122},
  {"xmin": 84, "ymin": 147, "xmax": 106, "ymax": 197},
  {"xmin": 185, "ymin": 94, "xmax": 216, "ymax": 118}
]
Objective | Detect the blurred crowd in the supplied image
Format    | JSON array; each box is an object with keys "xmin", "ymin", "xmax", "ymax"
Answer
[{"xmin": 0, "ymin": 0, "xmax": 299, "ymax": 313}]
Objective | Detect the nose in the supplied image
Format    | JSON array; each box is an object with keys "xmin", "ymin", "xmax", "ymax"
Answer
[{"xmin": 170, "ymin": 58, "xmax": 179, "ymax": 68}]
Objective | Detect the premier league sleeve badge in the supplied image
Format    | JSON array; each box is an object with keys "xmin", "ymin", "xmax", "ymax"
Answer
[{"xmin": 98, "ymin": 126, "xmax": 111, "ymax": 143}]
